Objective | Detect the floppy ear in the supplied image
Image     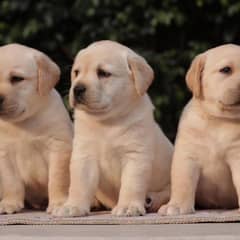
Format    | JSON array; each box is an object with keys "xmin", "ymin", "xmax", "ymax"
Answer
[
  {"xmin": 186, "ymin": 53, "xmax": 206, "ymax": 98},
  {"xmin": 127, "ymin": 53, "xmax": 154, "ymax": 96},
  {"xmin": 34, "ymin": 51, "xmax": 60, "ymax": 96}
]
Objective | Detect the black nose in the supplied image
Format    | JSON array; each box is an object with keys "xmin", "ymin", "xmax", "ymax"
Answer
[{"xmin": 74, "ymin": 84, "xmax": 87, "ymax": 102}]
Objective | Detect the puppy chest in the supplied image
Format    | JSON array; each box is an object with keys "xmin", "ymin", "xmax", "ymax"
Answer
[
  {"xmin": 196, "ymin": 141, "xmax": 239, "ymax": 208},
  {"xmin": 98, "ymin": 144, "xmax": 123, "ymax": 190},
  {"xmin": 15, "ymin": 139, "xmax": 49, "ymax": 189},
  {"xmin": 194, "ymin": 123, "xmax": 240, "ymax": 164},
  {"xmin": 197, "ymin": 163, "xmax": 237, "ymax": 208}
]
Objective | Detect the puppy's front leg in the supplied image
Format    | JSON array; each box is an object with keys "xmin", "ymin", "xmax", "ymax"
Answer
[
  {"xmin": 228, "ymin": 158, "xmax": 240, "ymax": 209},
  {"xmin": 47, "ymin": 147, "xmax": 71, "ymax": 214},
  {"xmin": 0, "ymin": 152, "xmax": 25, "ymax": 214},
  {"xmin": 158, "ymin": 145, "xmax": 200, "ymax": 216},
  {"xmin": 53, "ymin": 146, "xmax": 99, "ymax": 217},
  {"xmin": 112, "ymin": 155, "xmax": 151, "ymax": 216}
]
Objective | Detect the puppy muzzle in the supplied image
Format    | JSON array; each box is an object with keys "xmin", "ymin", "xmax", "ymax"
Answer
[{"xmin": 73, "ymin": 84, "xmax": 87, "ymax": 104}]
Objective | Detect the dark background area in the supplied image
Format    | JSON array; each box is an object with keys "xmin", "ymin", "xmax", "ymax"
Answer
[{"xmin": 1, "ymin": 0, "xmax": 240, "ymax": 141}]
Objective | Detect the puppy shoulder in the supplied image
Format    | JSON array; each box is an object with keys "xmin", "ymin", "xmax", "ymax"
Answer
[
  {"xmin": 48, "ymin": 89, "xmax": 71, "ymax": 118},
  {"xmin": 176, "ymin": 99, "xmax": 207, "ymax": 144},
  {"xmin": 41, "ymin": 89, "xmax": 73, "ymax": 137},
  {"xmin": 140, "ymin": 94, "xmax": 155, "ymax": 117},
  {"xmin": 178, "ymin": 99, "xmax": 200, "ymax": 125},
  {"xmin": 49, "ymin": 89, "xmax": 63, "ymax": 104}
]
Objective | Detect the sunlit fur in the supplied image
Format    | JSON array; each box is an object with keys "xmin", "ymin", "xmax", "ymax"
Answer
[
  {"xmin": 159, "ymin": 44, "xmax": 240, "ymax": 216},
  {"xmin": 55, "ymin": 41, "xmax": 173, "ymax": 217},
  {"xmin": 0, "ymin": 44, "xmax": 73, "ymax": 214}
]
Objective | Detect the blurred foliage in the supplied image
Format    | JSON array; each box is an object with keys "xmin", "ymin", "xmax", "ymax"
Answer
[{"xmin": 1, "ymin": 0, "xmax": 240, "ymax": 140}]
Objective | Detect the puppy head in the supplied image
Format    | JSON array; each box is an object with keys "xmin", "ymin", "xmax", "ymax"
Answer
[
  {"xmin": 186, "ymin": 44, "xmax": 240, "ymax": 119},
  {"xmin": 70, "ymin": 40, "xmax": 153, "ymax": 117},
  {"xmin": 0, "ymin": 44, "xmax": 60, "ymax": 122}
]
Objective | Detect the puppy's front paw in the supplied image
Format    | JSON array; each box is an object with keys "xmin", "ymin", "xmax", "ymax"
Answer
[
  {"xmin": 47, "ymin": 198, "xmax": 66, "ymax": 214},
  {"xmin": 52, "ymin": 204, "xmax": 90, "ymax": 217},
  {"xmin": 112, "ymin": 202, "xmax": 146, "ymax": 217},
  {"xmin": 0, "ymin": 200, "xmax": 24, "ymax": 214},
  {"xmin": 158, "ymin": 202, "xmax": 194, "ymax": 216}
]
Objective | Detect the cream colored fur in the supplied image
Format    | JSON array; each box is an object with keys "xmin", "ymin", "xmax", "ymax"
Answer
[
  {"xmin": 159, "ymin": 44, "xmax": 240, "ymax": 215},
  {"xmin": 54, "ymin": 40, "xmax": 173, "ymax": 217},
  {"xmin": 0, "ymin": 44, "xmax": 73, "ymax": 214}
]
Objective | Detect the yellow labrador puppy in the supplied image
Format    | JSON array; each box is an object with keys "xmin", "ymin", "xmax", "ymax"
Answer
[
  {"xmin": 0, "ymin": 44, "xmax": 72, "ymax": 214},
  {"xmin": 54, "ymin": 40, "xmax": 173, "ymax": 217},
  {"xmin": 159, "ymin": 44, "xmax": 240, "ymax": 216}
]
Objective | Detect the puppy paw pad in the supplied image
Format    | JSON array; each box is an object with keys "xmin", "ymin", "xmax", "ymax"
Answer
[
  {"xmin": 112, "ymin": 203, "xmax": 146, "ymax": 217},
  {"xmin": 0, "ymin": 201, "xmax": 24, "ymax": 214},
  {"xmin": 47, "ymin": 200, "xmax": 66, "ymax": 214},
  {"xmin": 53, "ymin": 205, "xmax": 89, "ymax": 217},
  {"xmin": 158, "ymin": 203, "xmax": 194, "ymax": 216}
]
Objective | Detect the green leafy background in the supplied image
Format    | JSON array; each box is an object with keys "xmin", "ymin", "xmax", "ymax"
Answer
[{"xmin": 1, "ymin": 0, "xmax": 240, "ymax": 141}]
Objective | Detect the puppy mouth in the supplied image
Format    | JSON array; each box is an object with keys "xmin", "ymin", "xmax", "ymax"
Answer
[
  {"xmin": 74, "ymin": 101, "xmax": 110, "ymax": 114},
  {"xmin": 74, "ymin": 98, "xmax": 88, "ymax": 106},
  {"xmin": 86, "ymin": 106, "xmax": 110, "ymax": 114},
  {"xmin": 83, "ymin": 105, "xmax": 110, "ymax": 114},
  {"xmin": 219, "ymin": 100, "xmax": 240, "ymax": 108},
  {"xmin": 0, "ymin": 108, "xmax": 25, "ymax": 119}
]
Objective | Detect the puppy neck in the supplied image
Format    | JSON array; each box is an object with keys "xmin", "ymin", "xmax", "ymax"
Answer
[{"xmin": 74, "ymin": 94, "xmax": 154, "ymax": 127}]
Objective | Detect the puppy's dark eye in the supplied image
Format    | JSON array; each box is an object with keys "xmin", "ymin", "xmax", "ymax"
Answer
[
  {"xmin": 10, "ymin": 76, "xmax": 24, "ymax": 84},
  {"xmin": 219, "ymin": 66, "xmax": 232, "ymax": 74},
  {"xmin": 74, "ymin": 70, "xmax": 79, "ymax": 77},
  {"xmin": 97, "ymin": 69, "xmax": 111, "ymax": 78}
]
